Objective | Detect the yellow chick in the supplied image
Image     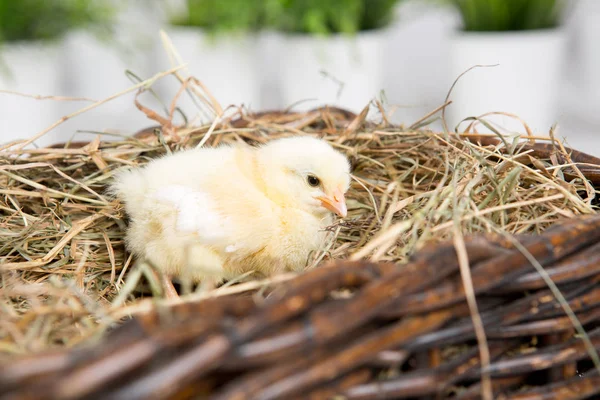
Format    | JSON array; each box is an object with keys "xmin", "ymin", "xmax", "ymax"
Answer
[{"xmin": 110, "ymin": 136, "xmax": 350, "ymax": 296}]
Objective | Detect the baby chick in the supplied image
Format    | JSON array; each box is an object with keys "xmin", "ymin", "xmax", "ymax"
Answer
[{"xmin": 110, "ymin": 136, "xmax": 350, "ymax": 297}]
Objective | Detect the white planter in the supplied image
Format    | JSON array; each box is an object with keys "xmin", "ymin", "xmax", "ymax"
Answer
[
  {"xmin": 59, "ymin": 30, "xmax": 153, "ymax": 143},
  {"xmin": 577, "ymin": 1, "xmax": 600, "ymax": 104},
  {"xmin": 383, "ymin": 3, "xmax": 457, "ymax": 127},
  {"xmin": 257, "ymin": 31, "xmax": 284, "ymax": 110},
  {"xmin": 276, "ymin": 31, "xmax": 384, "ymax": 113},
  {"xmin": 0, "ymin": 41, "xmax": 61, "ymax": 147},
  {"xmin": 562, "ymin": 0, "xmax": 600, "ymax": 124},
  {"xmin": 154, "ymin": 27, "xmax": 260, "ymax": 119},
  {"xmin": 447, "ymin": 29, "xmax": 566, "ymax": 134}
]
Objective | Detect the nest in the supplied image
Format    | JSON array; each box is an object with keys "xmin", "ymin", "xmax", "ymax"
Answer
[
  {"xmin": 2, "ymin": 82, "xmax": 600, "ymax": 398},
  {"xmin": 3, "ymin": 217, "xmax": 600, "ymax": 399}
]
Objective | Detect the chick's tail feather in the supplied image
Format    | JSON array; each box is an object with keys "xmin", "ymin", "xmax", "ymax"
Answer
[{"xmin": 108, "ymin": 168, "xmax": 147, "ymax": 216}]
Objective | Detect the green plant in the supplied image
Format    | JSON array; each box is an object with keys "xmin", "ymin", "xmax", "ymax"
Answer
[
  {"xmin": 451, "ymin": 0, "xmax": 567, "ymax": 31},
  {"xmin": 171, "ymin": 0, "xmax": 272, "ymax": 34},
  {"xmin": 271, "ymin": 0, "xmax": 402, "ymax": 35},
  {"xmin": 0, "ymin": 0, "xmax": 115, "ymax": 43}
]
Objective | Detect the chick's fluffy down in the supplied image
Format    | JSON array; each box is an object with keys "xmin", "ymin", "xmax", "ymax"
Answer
[{"xmin": 110, "ymin": 136, "xmax": 351, "ymax": 281}]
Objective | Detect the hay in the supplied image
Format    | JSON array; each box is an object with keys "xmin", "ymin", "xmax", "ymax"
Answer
[{"xmin": 0, "ymin": 70, "xmax": 599, "ymax": 360}]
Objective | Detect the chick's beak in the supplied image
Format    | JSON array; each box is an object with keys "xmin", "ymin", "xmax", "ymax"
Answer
[{"xmin": 317, "ymin": 188, "xmax": 347, "ymax": 218}]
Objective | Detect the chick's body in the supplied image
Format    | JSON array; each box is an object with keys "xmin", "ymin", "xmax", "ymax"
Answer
[{"xmin": 111, "ymin": 137, "xmax": 350, "ymax": 281}]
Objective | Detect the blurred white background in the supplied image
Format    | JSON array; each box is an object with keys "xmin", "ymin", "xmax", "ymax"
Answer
[{"xmin": 1, "ymin": 0, "xmax": 599, "ymax": 155}]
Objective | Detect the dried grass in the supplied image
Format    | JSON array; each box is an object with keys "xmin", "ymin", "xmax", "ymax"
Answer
[{"xmin": 0, "ymin": 66, "xmax": 598, "ymax": 361}]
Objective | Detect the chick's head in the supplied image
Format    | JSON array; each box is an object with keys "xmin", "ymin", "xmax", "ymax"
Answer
[{"xmin": 257, "ymin": 136, "xmax": 351, "ymax": 218}]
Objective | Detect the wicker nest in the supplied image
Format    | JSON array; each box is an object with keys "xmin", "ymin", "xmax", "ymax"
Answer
[
  {"xmin": 2, "ymin": 98, "xmax": 600, "ymax": 399},
  {"xmin": 3, "ymin": 215, "xmax": 600, "ymax": 399}
]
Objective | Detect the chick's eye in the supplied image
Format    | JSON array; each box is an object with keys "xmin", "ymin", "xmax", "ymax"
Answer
[{"xmin": 307, "ymin": 175, "xmax": 320, "ymax": 187}]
